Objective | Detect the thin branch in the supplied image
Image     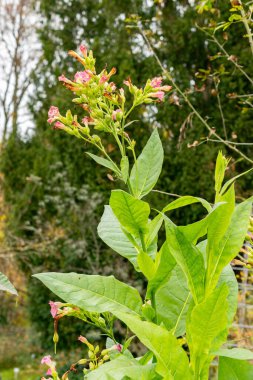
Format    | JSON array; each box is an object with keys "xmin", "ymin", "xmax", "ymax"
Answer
[
  {"xmin": 240, "ymin": 6, "xmax": 253, "ymax": 56},
  {"xmin": 137, "ymin": 25, "xmax": 253, "ymax": 164},
  {"xmin": 200, "ymin": 27, "xmax": 253, "ymax": 86},
  {"xmin": 214, "ymin": 79, "xmax": 227, "ymax": 140}
]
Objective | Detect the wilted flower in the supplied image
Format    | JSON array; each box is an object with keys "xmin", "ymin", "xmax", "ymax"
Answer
[{"xmin": 49, "ymin": 301, "xmax": 63, "ymax": 318}]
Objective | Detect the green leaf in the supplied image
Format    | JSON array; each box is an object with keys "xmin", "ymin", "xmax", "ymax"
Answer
[
  {"xmin": 98, "ymin": 205, "xmax": 138, "ymax": 265},
  {"xmin": 187, "ymin": 285, "xmax": 229, "ymax": 376},
  {"xmin": 147, "ymin": 242, "xmax": 176, "ymax": 298},
  {"xmin": 214, "ymin": 348, "xmax": 253, "ymax": 360},
  {"xmin": 206, "ymin": 197, "xmax": 252, "ymax": 292},
  {"xmin": 156, "ymin": 262, "xmax": 237, "ymax": 339},
  {"xmin": 129, "ymin": 129, "xmax": 164, "ymax": 199},
  {"xmin": 120, "ymin": 155, "xmax": 129, "ymax": 183},
  {"xmin": 163, "ymin": 195, "xmax": 212, "ymax": 213},
  {"xmin": 98, "ymin": 206, "xmax": 156, "ymax": 270},
  {"xmin": 85, "ymin": 355, "xmax": 156, "ymax": 380},
  {"xmin": 218, "ymin": 357, "xmax": 253, "ymax": 380},
  {"xmin": 145, "ymin": 214, "xmax": 163, "ymax": 247},
  {"xmin": 220, "ymin": 167, "xmax": 253, "ymax": 196},
  {"xmin": 114, "ymin": 312, "xmax": 193, "ymax": 380},
  {"xmin": 165, "ymin": 218, "xmax": 205, "ymax": 304},
  {"xmin": 33, "ymin": 272, "xmax": 142, "ymax": 315},
  {"xmin": 86, "ymin": 153, "xmax": 120, "ymax": 175},
  {"xmin": 156, "ymin": 265, "xmax": 192, "ymax": 337},
  {"xmin": 137, "ymin": 250, "xmax": 156, "ymax": 280},
  {"xmin": 215, "ymin": 151, "xmax": 229, "ymax": 198},
  {"xmin": 218, "ymin": 265, "xmax": 238, "ymax": 326},
  {"xmin": 178, "ymin": 202, "xmax": 225, "ymax": 244},
  {"xmin": 110, "ymin": 190, "xmax": 150, "ymax": 236},
  {"xmin": 0, "ymin": 272, "xmax": 18, "ymax": 296}
]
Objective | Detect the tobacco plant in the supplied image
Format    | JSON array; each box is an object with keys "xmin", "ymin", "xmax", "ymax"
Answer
[{"xmin": 36, "ymin": 46, "xmax": 253, "ymax": 380}]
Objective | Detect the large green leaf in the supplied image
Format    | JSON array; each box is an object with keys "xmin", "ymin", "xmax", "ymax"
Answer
[
  {"xmin": 98, "ymin": 205, "xmax": 138, "ymax": 265},
  {"xmin": 163, "ymin": 195, "xmax": 212, "ymax": 213},
  {"xmin": 146, "ymin": 242, "xmax": 176, "ymax": 298},
  {"xmin": 114, "ymin": 311, "xmax": 193, "ymax": 380},
  {"xmin": 206, "ymin": 197, "xmax": 252, "ymax": 293},
  {"xmin": 178, "ymin": 202, "xmax": 224, "ymax": 245},
  {"xmin": 187, "ymin": 285, "xmax": 228, "ymax": 377},
  {"xmin": 85, "ymin": 355, "xmax": 157, "ymax": 380},
  {"xmin": 214, "ymin": 348, "xmax": 253, "ymax": 360},
  {"xmin": 218, "ymin": 357, "xmax": 253, "ymax": 380},
  {"xmin": 34, "ymin": 273, "xmax": 142, "ymax": 315},
  {"xmin": 156, "ymin": 262, "xmax": 237, "ymax": 339},
  {"xmin": 156, "ymin": 265, "xmax": 192, "ymax": 337},
  {"xmin": 218, "ymin": 265, "xmax": 238, "ymax": 326},
  {"xmin": 110, "ymin": 190, "xmax": 150, "ymax": 237},
  {"xmin": 97, "ymin": 206, "xmax": 156, "ymax": 270},
  {"xmin": 165, "ymin": 218, "xmax": 205, "ymax": 304},
  {"xmin": 129, "ymin": 129, "xmax": 164, "ymax": 199},
  {"xmin": 0, "ymin": 272, "xmax": 18, "ymax": 296}
]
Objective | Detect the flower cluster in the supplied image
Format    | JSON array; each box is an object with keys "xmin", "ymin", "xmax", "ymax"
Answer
[
  {"xmin": 41, "ymin": 336, "xmax": 123, "ymax": 380},
  {"xmin": 47, "ymin": 45, "xmax": 172, "ymax": 166}
]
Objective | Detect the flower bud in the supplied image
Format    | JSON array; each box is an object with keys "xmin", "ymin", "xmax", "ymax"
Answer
[
  {"xmin": 89, "ymin": 362, "xmax": 95, "ymax": 370},
  {"xmin": 78, "ymin": 359, "xmax": 87, "ymax": 365}
]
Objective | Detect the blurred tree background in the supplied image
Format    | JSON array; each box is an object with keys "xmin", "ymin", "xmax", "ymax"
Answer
[{"xmin": 0, "ymin": 0, "xmax": 252, "ymax": 370}]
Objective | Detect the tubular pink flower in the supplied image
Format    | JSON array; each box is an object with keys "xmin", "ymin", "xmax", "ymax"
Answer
[
  {"xmin": 78, "ymin": 335, "xmax": 88, "ymax": 344},
  {"xmin": 80, "ymin": 44, "xmax": 87, "ymax": 57},
  {"xmin": 48, "ymin": 106, "xmax": 59, "ymax": 119},
  {"xmin": 99, "ymin": 74, "xmax": 108, "ymax": 84},
  {"xmin": 149, "ymin": 91, "xmax": 165, "ymax": 101},
  {"xmin": 151, "ymin": 77, "xmax": 163, "ymax": 88},
  {"xmin": 49, "ymin": 301, "xmax": 62, "ymax": 317},
  {"xmin": 46, "ymin": 368, "xmax": 53, "ymax": 376},
  {"xmin": 74, "ymin": 71, "xmax": 91, "ymax": 83},
  {"xmin": 53, "ymin": 121, "xmax": 66, "ymax": 130},
  {"xmin": 41, "ymin": 355, "xmax": 52, "ymax": 366},
  {"xmin": 58, "ymin": 74, "xmax": 69, "ymax": 83},
  {"xmin": 82, "ymin": 116, "xmax": 94, "ymax": 126}
]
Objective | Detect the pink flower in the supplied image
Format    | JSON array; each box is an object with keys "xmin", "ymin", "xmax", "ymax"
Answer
[
  {"xmin": 151, "ymin": 77, "xmax": 162, "ymax": 88},
  {"xmin": 58, "ymin": 74, "xmax": 69, "ymax": 83},
  {"xmin": 80, "ymin": 44, "xmax": 87, "ymax": 57},
  {"xmin": 48, "ymin": 106, "xmax": 59, "ymax": 118},
  {"xmin": 112, "ymin": 109, "xmax": 123, "ymax": 121},
  {"xmin": 41, "ymin": 355, "xmax": 52, "ymax": 366},
  {"xmin": 46, "ymin": 368, "xmax": 52, "ymax": 376},
  {"xmin": 78, "ymin": 335, "xmax": 88, "ymax": 344},
  {"xmin": 123, "ymin": 78, "xmax": 132, "ymax": 87},
  {"xmin": 74, "ymin": 70, "xmax": 91, "ymax": 83},
  {"xmin": 82, "ymin": 116, "xmax": 94, "ymax": 126},
  {"xmin": 112, "ymin": 344, "xmax": 123, "ymax": 352},
  {"xmin": 109, "ymin": 82, "xmax": 116, "ymax": 91},
  {"xmin": 53, "ymin": 121, "xmax": 66, "ymax": 130},
  {"xmin": 99, "ymin": 74, "xmax": 108, "ymax": 84},
  {"xmin": 49, "ymin": 301, "xmax": 62, "ymax": 317},
  {"xmin": 149, "ymin": 91, "xmax": 165, "ymax": 101}
]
